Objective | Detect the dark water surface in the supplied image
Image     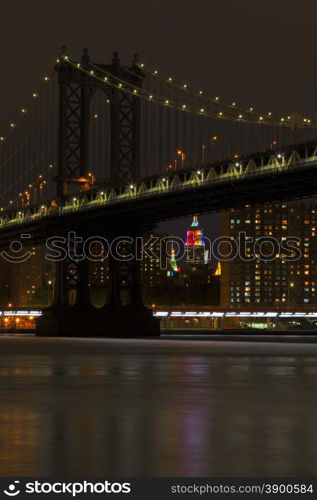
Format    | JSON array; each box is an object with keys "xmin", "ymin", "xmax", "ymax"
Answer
[{"xmin": 0, "ymin": 336, "xmax": 317, "ymax": 477}]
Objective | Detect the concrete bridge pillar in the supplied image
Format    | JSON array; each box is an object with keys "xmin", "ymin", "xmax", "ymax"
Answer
[
  {"xmin": 102, "ymin": 235, "xmax": 159, "ymax": 336},
  {"xmin": 37, "ymin": 228, "xmax": 159, "ymax": 337}
]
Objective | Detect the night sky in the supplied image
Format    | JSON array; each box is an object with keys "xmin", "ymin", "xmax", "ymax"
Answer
[{"xmin": 1, "ymin": 0, "xmax": 317, "ymax": 241}]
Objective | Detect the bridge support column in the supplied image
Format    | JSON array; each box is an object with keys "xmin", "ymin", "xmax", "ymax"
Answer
[
  {"xmin": 37, "ymin": 229, "xmax": 159, "ymax": 337},
  {"xmin": 37, "ymin": 240, "xmax": 102, "ymax": 337},
  {"xmin": 101, "ymin": 263, "xmax": 160, "ymax": 337},
  {"xmin": 101, "ymin": 234, "xmax": 160, "ymax": 337}
]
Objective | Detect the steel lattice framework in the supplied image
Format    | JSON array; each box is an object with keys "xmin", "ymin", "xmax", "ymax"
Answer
[
  {"xmin": 50, "ymin": 48, "xmax": 145, "ymax": 308},
  {"xmin": 1, "ymin": 140, "xmax": 317, "ymax": 231},
  {"xmin": 56, "ymin": 48, "xmax": 144, "ymax": 197}
]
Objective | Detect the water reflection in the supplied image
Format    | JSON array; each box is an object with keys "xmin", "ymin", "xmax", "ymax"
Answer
[{"xmin": 0, "ymin": 338, "xmax": 317, "ymax": 476}]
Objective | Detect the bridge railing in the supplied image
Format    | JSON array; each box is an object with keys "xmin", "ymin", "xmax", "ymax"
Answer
[{"xmin": 0, "ymin": 154, "xmax": 317, "ymax": 230}]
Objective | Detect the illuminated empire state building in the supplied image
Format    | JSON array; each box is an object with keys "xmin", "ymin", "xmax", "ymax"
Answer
[{"xmin": 185, "ymin": 215, "xmax": 207, "ymax": 264}]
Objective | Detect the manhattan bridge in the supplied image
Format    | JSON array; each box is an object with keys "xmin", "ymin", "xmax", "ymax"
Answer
[{"xmin": 0, "ymin": 46, "xmax": 316, "ymax": 336}]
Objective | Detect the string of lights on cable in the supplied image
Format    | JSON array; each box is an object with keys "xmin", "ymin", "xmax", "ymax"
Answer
[
  {"xmin": 1, "ymin": 161, "xmax": 56, "ymax": 211},
  {"xmin": 0, "ymin": 102, "xmax": 57, "ymax": 175},
  {"xmin": 66, "ymin": 52, "xmax": 313, "ymax": 129},
  {"xmin": 0, "ymin": 69, "xmax": 55, "ymax": 145},
  {"xmin": 137, "ymin": 61, "xmax": 314, "ymax": 128}
]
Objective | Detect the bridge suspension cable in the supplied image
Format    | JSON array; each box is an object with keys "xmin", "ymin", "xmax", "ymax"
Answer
[
  {"xmin": 0, "ymin": 102, "xmax": 57, "ymax": 174},
  {"xmin": 69, "ymin": 57, "xmax": 317, "ymax": 130},
  {"xmin": 1, "ymin": 144, "xmax": 57, "ymax": 210},
  {"xmin": 138, "ymin": 61, "xmax": 315, "ymax": 129},
  {"xmin": 2, "ymin": 49, "xmax": 317, "ymax": 210},
  {"xmin": 0, "ymin": 69, "xmax": 58, "ymax": 208},
  {"xmin": 0, "ymin": 69, "xmax": 55, "ymax": 145},
  {"xmin": 63, "ymin": 54, "xmax": 316, "ymax": 178}
]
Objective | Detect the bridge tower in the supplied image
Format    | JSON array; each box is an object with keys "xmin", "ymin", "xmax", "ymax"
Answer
[
  {"xmin": 55, "ymin": 46, "xmax": 143, "ymax": 196},
  {"xmin": 38, "ymin": 47, "xmax": 159, "ymax": 337}
]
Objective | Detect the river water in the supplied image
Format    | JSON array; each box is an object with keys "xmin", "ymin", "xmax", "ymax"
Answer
[{"xmin": 0, "ymin": 336, "xmax": 317, "ymax": 477}]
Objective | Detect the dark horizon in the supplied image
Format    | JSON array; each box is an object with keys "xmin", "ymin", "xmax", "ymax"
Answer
[{"xmin": 2, "ymin": 0, "xmax": 317, "ymax": 126}]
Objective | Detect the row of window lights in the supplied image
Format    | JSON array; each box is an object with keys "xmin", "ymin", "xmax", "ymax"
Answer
[{"xmin": 231, "ymin": 298, "xmax": 313, "ymax": 303}]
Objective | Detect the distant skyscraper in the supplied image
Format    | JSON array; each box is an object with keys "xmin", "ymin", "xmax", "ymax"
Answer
[
  {"xmin": 167, "ymin": 246, "xmax": 180, "ymax": 277},
  {"xmin": 11, "ymin": 245, "xmax": 44, "ymax": 306},
  {"xmin": 0, "ymin": 259, "xmax": 12, "ymax": 306},
  {"xmin": 182, "ymin": 216, "xmax": 218, "ymax": 301},
  {"xmin": 185, "ymin": 215, "xmax": 207, "ymax": 264},
  {"xmin": 140, "ymin": 233, "xmax": 170, "ymax": 289},
  {"xmin": 220, "ymin": 201, "xmax": 317, "ymax": 307},
  {"xmin": 139, "ymin": 227, "xmax": 219, "ymax": 306}
]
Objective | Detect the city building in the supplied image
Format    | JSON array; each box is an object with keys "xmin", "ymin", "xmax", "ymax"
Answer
[
  {"xmin": 220, "ymin": 201, "xmax": 317, "ymax": 307},
  {"xmin": 11, "ymin": 245, "xmax": 45, "ymax": 306},
  {"xmin": 183, "ymin": 215, "xmax": 215, "ymax": 286},
  {"xmin": 167, "ymin": 246, "xmax": 180, "ymax": 278},
  {"xmin": 185, "ymin": 215, "xmax": 207, "ymax": 264},
  {"xmin": 182, "ymin": 216, "xmax": 220, "ymax": 305},
  {"xmin": 0, "ymin": 259, "xmax": 12, "ymax": 307},
  {"xmin": 140, "ymin": 233, "xmax": 170, "ymax": 289},
  {"xmin": 88, "ymin": 255, "xmax": 109, "ymax": 307},
  {"xmin": 140, "ymin": 225, "xmax": 220, "ymax": 306}
]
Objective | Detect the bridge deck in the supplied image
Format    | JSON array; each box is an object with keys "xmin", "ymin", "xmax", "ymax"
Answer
[{"xmin": 0, "ymin": 142, "xmax": 317, "ymax": 240}]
